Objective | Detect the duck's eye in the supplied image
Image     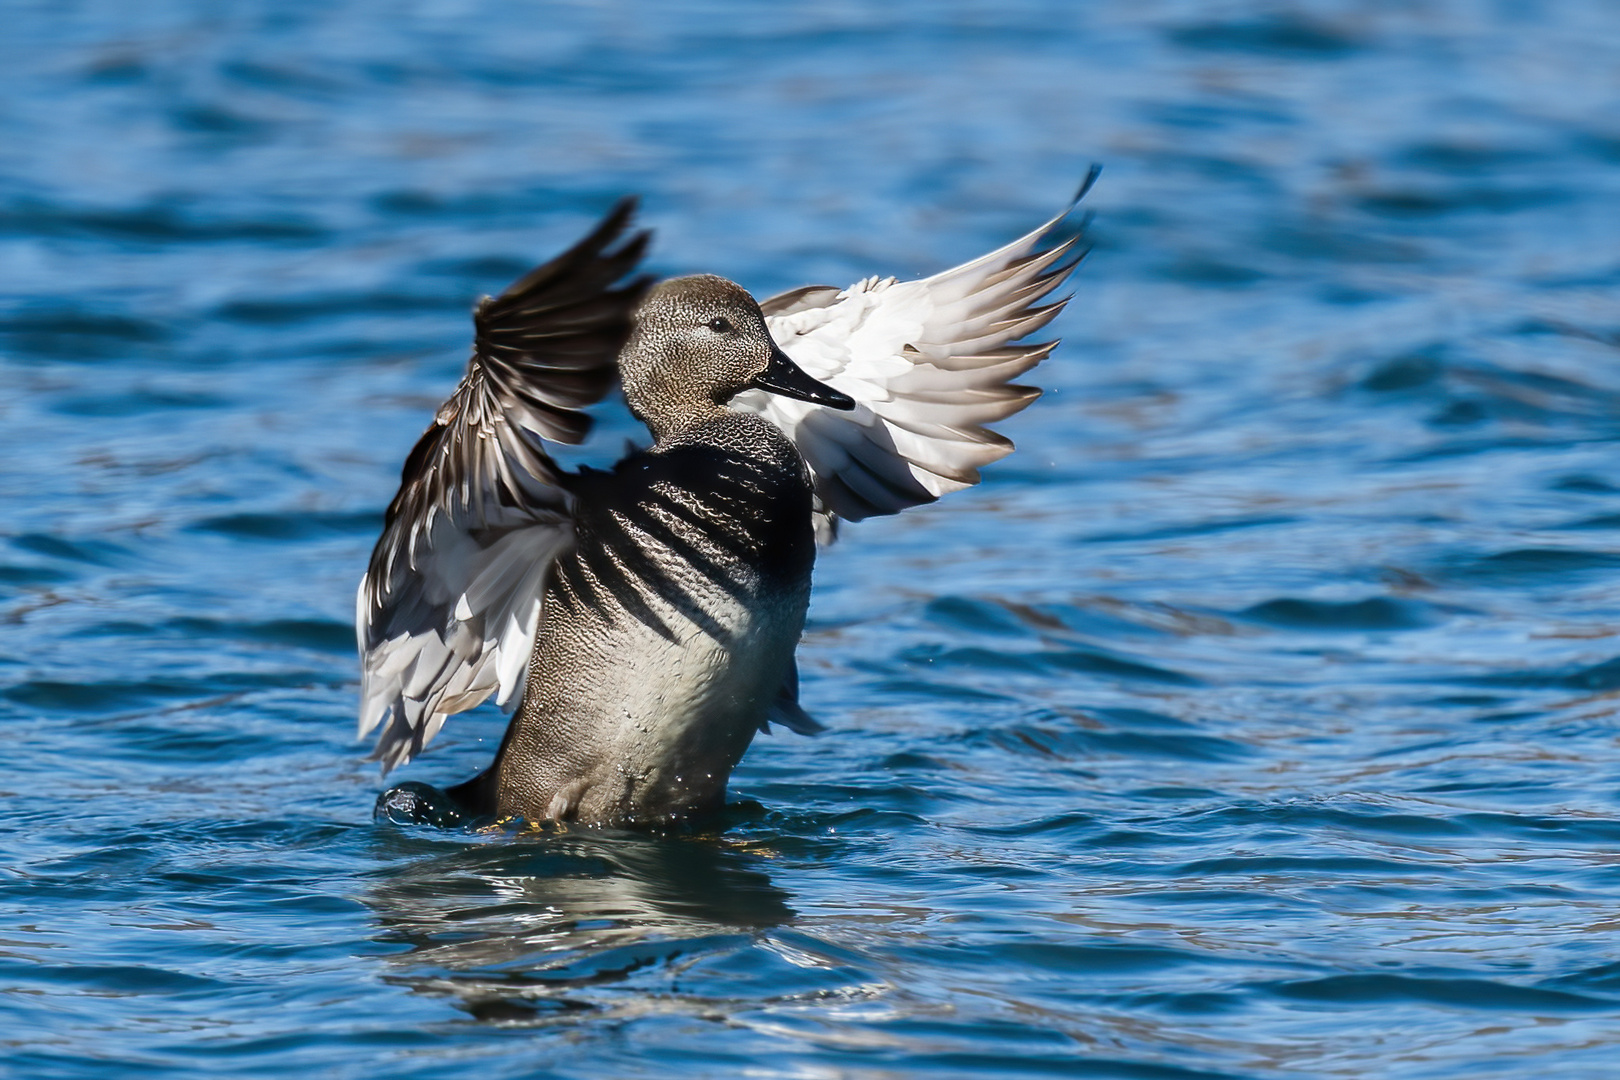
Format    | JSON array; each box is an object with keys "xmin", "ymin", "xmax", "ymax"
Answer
[{"xmin": 706, "ymin": 317, "xmax": 733, "ymax": 334}]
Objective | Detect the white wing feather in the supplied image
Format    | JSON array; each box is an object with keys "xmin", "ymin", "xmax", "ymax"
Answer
[{"xmin": 734, "ymin": 189, "xmax": 1088, "ymax": 540}]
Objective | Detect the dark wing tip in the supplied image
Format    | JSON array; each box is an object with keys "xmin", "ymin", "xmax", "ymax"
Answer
[
  {"xmin": 477, "ymin": 197, "xmax": 653, "ymax": 327},
  {"xmin": 464, "ymin": 198, "xmax": 654, "ymax": 443},
  {"xmin": 1073, "ymin": 164, "xmax": 1102, "ymax": 206}
]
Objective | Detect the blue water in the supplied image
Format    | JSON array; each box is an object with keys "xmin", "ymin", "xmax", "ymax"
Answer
[{"xmin": 5, "ymin": 2, "xmax": 1620, "ymax": 1076}]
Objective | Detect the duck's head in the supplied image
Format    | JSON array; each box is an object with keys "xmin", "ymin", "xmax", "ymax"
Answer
[{"xmin": 620, "ymin": 274, "xmax": 853, "ymax": 439}]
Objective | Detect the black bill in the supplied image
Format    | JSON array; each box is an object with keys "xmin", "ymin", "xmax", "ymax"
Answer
[{"xmin": 748, "ymin": 345, "xmax": 856, "ymax": 410}]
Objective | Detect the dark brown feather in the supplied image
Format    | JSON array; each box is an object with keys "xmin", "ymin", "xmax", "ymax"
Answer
[{"xmin": 361, "ymin": 198, "xmax": 651, "ymax": 649}]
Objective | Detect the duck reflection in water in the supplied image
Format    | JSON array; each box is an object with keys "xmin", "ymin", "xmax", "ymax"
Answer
[
  {"xmin": 363, "ymin": 816, "xmax": 797, "ymax": 1023},
  {"xmin": 356, "ymin": 177, "xmax": 1093, "ymax": 826}
]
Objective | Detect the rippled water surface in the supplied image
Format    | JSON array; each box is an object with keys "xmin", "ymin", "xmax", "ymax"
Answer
[{"xmin": 6, "ymin": 2, "xmax": 1620, "ymax": 1077}]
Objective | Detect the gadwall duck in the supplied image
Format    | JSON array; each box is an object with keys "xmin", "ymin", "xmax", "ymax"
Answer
[{"xmin": 358, "ymin": 180, "xmax": 1092, "ymax": 825}]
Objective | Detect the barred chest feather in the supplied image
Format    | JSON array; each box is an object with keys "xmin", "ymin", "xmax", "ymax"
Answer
[{"xmin": 487, "ymin": 415, "xmax": 816, "ymax": 824}]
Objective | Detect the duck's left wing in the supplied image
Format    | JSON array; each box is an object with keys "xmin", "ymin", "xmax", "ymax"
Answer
[
  {"xmin": 358, "ymin": 199, "xmax": 651, "ymax": 771},
  {"xmin": 735, "ymin": 180, "xmax": 1092, "ymax": 542}
]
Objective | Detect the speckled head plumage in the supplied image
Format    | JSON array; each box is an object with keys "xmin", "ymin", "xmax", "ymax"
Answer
[{"xmin": 620, "ymin": 274, "xmax": 852, "ymax": 439}]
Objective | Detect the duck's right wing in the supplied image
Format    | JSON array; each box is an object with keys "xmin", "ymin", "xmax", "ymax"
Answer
[
  {"xmin": 357, "ymin": 199, "xmax": 652, "ymax": 772},
  {"xmin": 740, "ymin": 178, "xmax": 1093, "ymax": 542}
]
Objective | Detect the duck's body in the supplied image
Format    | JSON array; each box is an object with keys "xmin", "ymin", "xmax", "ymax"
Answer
[
  {"xmin": 356, "ymin": 184, "xmax": 1092, "ymax": 826},
  {"xmin": 463, "ymin": 413, "xmax": 815, "ymax": 823}
]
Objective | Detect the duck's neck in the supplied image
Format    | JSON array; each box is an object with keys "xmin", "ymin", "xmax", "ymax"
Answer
[{"xmin": 636, "ymin": 397, "xmax": 730, "ymax": 444}]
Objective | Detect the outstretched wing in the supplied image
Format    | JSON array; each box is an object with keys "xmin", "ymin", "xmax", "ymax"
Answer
[
  {"xmin": 734, "ymin": 178, "xmax": 1093, "ymax": 541},
  {"xmin": 357, "ymin": 199, "xmax": 652, "ymax": 771}
]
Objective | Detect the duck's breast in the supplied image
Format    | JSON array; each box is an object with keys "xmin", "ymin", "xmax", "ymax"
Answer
[{"xmin": 505, "ymin": 417, "xmax": 816, "ymax": 821}]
